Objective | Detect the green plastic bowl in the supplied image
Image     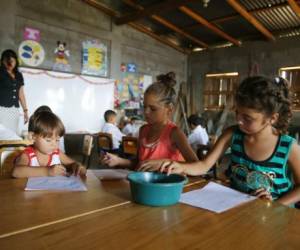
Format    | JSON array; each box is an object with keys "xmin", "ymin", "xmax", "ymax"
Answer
[{"xmin": 127, "ymin": 172, "xmax": 188, "ymax": 206}]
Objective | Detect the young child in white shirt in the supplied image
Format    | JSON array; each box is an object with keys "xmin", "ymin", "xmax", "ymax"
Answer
[
  {"xmin": 101, "ymin": 110, "xmax": 124, "ymax": 150},
  {"xmin": 187, "ymin": 114, "xmax": 209, "ymax": 152},
  {"xmin": 122, "ymin": 116, "xmax": 142, "ymax": 137}
]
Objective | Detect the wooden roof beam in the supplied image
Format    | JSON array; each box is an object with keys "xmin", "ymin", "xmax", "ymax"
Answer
[
  {"xmin": 82, "ymin": 0, "xmax": 118, "ymax": 17},
  {"xmin": 174, "ymin": 2, "xmax": 288, "ymax": 34},
  {"xmin": 151, "ymin": 15, "xmax": 208, "ymax": 48},
  {"xmin": 179, "ymin": 6, "xmax": 241, "ymax": 46},
  {"xmin": 115, "ymin": 0, "xmax": 195, "ymax": 25},
  {"xmin": 82, "ymin": 0, "xmax": 188, "ymax": 54},
  {"xmin": 129, "ymin": 22, "xmax": 191, "ymax": 54},
  {"xmin": 287, "ymin": 0, "xmax": 300, "ymax": 19},
  {"xmin": 123, "ymin": 0, "xmax": 208, "ymax": 48},
  {"xmin": 227, "ymin": 0, "xmax": 276, "ymax": 41}
]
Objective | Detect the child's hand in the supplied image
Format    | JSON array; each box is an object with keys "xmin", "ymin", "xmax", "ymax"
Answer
[
  {"xmin": 253, "ymin": 188, "xmax": 273, "ymax": 201},
  {"xmin": 65, "ymin": 162, "xmax": 87, "ymax": 176},
  {"xmin": 138, "ymin": 159, "xmax": 170, "ymax": 172},
  {"xmin": 160, "ymin": 161, "xmax": 185, "ymax": 175},
  {"xmin": 101, "ymin": 153, "xmax": 120, "ymax": 167},
  {"xmin": 48, "ymin": 164, "xmax": 66, "ymax": 176},
  {"xmin": 78, "ymin": 165, "xmax": 87, "ymax": 176}
]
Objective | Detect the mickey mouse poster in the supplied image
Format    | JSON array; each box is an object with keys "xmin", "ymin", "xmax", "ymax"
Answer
[{"xmin": 53, "ymin": 41, "xmax": 71, "ymax": 72}]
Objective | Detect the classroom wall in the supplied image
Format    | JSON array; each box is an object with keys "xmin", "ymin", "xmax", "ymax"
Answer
[
  {"xmin": 188, "ymin": 36, "xmax": 300, "ymax": 125},
  {"xmin": 0, "ymin": 0, "xmax": 187, "ymax": 86}
]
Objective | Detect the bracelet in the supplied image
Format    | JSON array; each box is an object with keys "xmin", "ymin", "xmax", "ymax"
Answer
[{"xmin": 23, "ymin": 109, "xmax": 28, "ymax": 112}]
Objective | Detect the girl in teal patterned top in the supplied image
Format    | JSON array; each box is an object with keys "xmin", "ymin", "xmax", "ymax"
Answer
[{"xmin": 149, "ymin": 76, "xmax": 300, "ymax": 206}]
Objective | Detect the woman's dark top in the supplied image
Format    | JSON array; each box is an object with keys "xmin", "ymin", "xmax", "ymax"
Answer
[{"xmin": 0, "ymin": 66, "xmax": 24, "ymax": 108}]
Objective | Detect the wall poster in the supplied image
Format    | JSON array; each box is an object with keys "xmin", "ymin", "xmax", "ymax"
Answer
[{"xmin": 82, "ymin": 40, "xmax": 109, "ymax": 77}]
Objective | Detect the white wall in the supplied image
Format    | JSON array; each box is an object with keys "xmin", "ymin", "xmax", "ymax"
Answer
[{"xmin": 20, "ymin": 68, "xmax": 115, "ymax": 133}]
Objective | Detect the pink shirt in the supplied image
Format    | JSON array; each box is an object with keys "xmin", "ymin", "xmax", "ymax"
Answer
[{"xmin": 138, "ymin": 122, "xmax": 184, "ymax": 167}]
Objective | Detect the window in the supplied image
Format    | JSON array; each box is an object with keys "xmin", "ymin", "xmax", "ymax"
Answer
[
  {"xmin": 203, "ymin": 72, "xmax": 239, "ymax": 110},
  {"xmin": 279, "ymin": 66, "xmax": 300, "ymax": 110}
]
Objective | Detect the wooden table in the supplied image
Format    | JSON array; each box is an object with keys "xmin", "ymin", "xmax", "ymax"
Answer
[
  {"xmin": 0, "ymin": 171, "xmax": 131, "ymax": 236},
  {"xmin": 0, "ymin": 173, "xmax": 299, "ymax": 249}
]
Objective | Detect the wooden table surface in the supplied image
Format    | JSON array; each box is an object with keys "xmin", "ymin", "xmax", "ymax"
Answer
[
  {"xmin": 0, "ymin": 172, "xmax": 299, "ymax": 250},
  {"xmin": 0, "ymin": 171, "xmax": 131, "ymax": 236}
]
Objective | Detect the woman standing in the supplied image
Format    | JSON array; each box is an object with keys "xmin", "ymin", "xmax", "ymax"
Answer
[{"xmin": 0, "ymin": 49, "xmax": 29, "ymax": 134}]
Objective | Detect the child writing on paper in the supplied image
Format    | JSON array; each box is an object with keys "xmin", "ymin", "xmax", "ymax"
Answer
[
  {"xmin": 147, "ymin": 76, "xmax": 300, "ymax": 206},
  {"xmin": 28, "ymin": 105, "xmax": 65, "ymax": 152},
  {"xmin": 102, "ymin": 72, "xmax": 198, "ymax": 170},
  {"xmin": 12, "ymin": 111, "xmax": 86, "ymax": 178}
]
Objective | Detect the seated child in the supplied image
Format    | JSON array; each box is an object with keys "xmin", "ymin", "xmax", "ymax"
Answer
[
  {"xmin": 12, "ymin": 111, "xmax": 86, "ymax": 178},
  {"xmin": 122, "ymin": 116, "xmax": 143, "ymax": 137},
  {"xmin": 102, "ymin": 72, "xmax": 198, "ymax": 170},
  {"xmin": 187, "ymin": 114, "xmax": 209, "ymax": 152},
  {"xmin": 28, "ymin": 105, "xmax": 65, "ymax": 152},
  {"xmin": 101, "ymin": 110, "xmax": 125, "ymax": 151},
  {"xmin": 122, "ymin": 117, "xmax": 133, "ymax": 136},
  {"xmin": 151, "ymin": 76, "xmax": 300, "ymax": 206}
]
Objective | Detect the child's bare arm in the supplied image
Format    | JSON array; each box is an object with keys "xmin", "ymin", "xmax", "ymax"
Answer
[
  {"xmin": 101, "ymin": 153, "xmax": 135, "ymax": 169},
  {"xmin": 171, "ymin": 127, "xmax": 198, "ymax": 162},
  {"xmin": 161, "ymin": 127, "xmax": 234, "ymax": 176},
  {"xmin": 12, "ymin": 153, "xmax": 66, "ymax": 178},
  {"xmin": 276, "ymin": 143, "xmax": 300, "ymax": 205},
  {"xmin": 59, "ymin": 152, "xmax": 87, "ymax": 176}
]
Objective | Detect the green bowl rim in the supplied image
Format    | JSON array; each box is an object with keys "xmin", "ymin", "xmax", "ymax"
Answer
[{"xmin": 127, "ymin": 172, "xmax": 188, "ymax": 187}]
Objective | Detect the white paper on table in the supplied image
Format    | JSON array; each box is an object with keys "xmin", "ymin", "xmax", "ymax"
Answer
[
  {"xmin": 92, "ymin": 169, "xmax": 131, "ymax": 180},
  {"xmin": 180, "ymin": 182, "xmax": 256, "ymax": 213},
  {"xmin": 25, "ymin": 176, "xmax": 87, "ymax": 191}
]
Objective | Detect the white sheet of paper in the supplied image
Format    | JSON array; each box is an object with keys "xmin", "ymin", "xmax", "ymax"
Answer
[
  {"xmin": 92, "ymin": 169, "xmax": 131, "ymax": 180},
  {"xmin": 25, "ymin": 176, "xmax": 87, "ymax": 191},
  {"xmin": 180, "ymin": 182, "xmax": 256, "ymax": 213}
]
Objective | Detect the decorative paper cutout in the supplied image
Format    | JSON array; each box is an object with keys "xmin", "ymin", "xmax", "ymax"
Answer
[
  {"xmin": 53, "ymin": 41, "xmax": 71, "ymax": 72},
  {"xmin": 18, "ymin": 40, "xmax": 45, "ymax": 67}
]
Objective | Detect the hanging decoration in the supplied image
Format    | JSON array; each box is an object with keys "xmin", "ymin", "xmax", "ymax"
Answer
[
  {"xmin": 23, "ymin": 27, "xmax": 40, "ymax": 42},
  {"xmin": 18, "ymin": 40, "xmax": 45, "ymax": 67},
  {"xmin": 20, "ymin": 67, "xmax": 114, "ymax": 85},
  {"xmin": 82, "ymin": 40, "xmax": 108, "ymax": 77},
  {"xmin": 53, "ymin": 41, "xmax": 72, "ymax": 72},
  {"xmin": 120, "ymin": 63, "xmax": 126, "ymax": 72},
  {"xmin": 114, "ymin": 72, "xmax": 144, "ymax": 109},
  {"xmin": 127, "ymin": 63, "xmax": 137, "ymax": 73}
]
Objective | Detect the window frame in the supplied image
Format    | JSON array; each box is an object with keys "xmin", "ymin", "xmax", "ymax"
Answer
[
  {"xmin": 279, "ymin": 66, "xmax": 300, "ymax": 111},
  {"xmin": 203, "ymin": 72, "xmax": 239, "ymax": 110}
]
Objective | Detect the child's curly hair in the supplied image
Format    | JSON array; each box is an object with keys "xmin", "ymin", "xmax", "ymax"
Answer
[
  {"xmin": 235, "ymin": 76, "xmax": 292, "ymax": 134},
  {"xmin": 145, "ymin": 72, "xmax": 177, "ymax": 106}
]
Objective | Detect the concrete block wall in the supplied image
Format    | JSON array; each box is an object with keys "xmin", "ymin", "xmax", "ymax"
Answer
[
  {"xmin": 189, "ymin": 36, "xmax": 300, "ymax": 125},
  {"xmin": 0, "ymin": 0, "xmax": 187, "ymax": 84}
]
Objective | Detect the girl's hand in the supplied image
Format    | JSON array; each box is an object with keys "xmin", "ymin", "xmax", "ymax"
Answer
[
  {"xmin": 24, "ymin": 110, "xmax": 29, "ymax": 124},
  {"xmin": 253, "ymin": 188, "xmax": 273, "ymax": 201},
  {"xmin": 138, "ymin": 159, "xmax": 170, "ymax": 172},
  {"xmin": 65, "ymin": 162, "xmax": 87, "ymax": 176},
  {"xmin": 101, "ymin": 153, "xmax": 121, "ymax": 167},
  {"xmin": 48, "ymin": 164, "xmax": 66, "ymax": 176},
  {"xmin": 160, "ymin": 161, "xmax": 185, "ymax": 175},
  {"xmin": 78, "ymin": 165, "xmax": 87, "ymax": 176}
]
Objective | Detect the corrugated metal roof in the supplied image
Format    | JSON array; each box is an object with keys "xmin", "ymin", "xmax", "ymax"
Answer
[
  {"xmin": 240, "ymin": 0, "xmax": 286, "ymax": 10},
  {"xmin": 240, "ymin": 0, "xmax": 300, "ymax": 36},
  {"xmin": 89, "ymin": 0, "xmax": 300, "ymax": 50}
]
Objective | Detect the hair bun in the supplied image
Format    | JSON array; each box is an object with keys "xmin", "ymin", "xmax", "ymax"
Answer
[{"xmin": 156, "ymin": 72, "xmax": 176, "ymax": 88}]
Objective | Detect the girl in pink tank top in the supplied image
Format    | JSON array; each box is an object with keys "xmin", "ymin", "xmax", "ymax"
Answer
[{"xmin": 102, "ymin": 72, "xmax": 198, "ymax": 171}]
